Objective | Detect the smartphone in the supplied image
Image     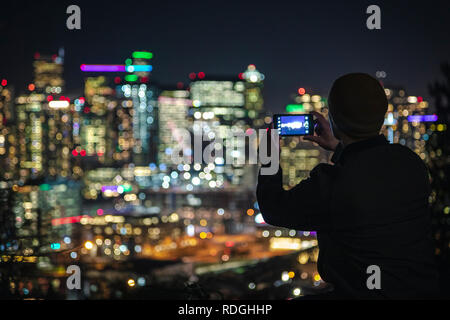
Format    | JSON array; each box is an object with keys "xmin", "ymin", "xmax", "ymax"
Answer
[{"xmin": 273, "ymin": 114, "xmax": 314, "ymax": 136}]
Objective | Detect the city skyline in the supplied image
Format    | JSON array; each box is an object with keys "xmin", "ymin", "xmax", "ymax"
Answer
[{"xmin": 0, "ymin": 0, "xmax": 448, "ymax": 301}]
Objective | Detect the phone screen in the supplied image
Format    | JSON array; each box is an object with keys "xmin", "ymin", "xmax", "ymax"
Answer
[{"xmin": 273, "ymin": 114, "xmax": 313, "ymax": 136}]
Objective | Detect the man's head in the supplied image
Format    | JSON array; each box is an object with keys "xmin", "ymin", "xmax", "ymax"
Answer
[{"xmin": 328, "ymin": 73, "xmax": 388, "ymax": 140}]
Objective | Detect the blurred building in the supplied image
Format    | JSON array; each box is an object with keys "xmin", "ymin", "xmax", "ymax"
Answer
[
  {"xmin": 81, "ymin": 76, "xmax": 116, "ymax": 166},
  {"xmin": 33, "ymin": 50, "xmax": 64, "ymax": 94},
  {"xmin": 188, "ymin": 65, "xmax": 265, "ymax": 188},
  {"xmin": 45, "ymin": 97, "xmax": 74, "ymax": 179},
  {"xmin": 381, "ymin": 86, "xmax": 433, "ymax": 162},
  {"xmin": 125, "ymin": 51, "xmax": 158, "ymax": 165},
  {"xmin": 241, "ymin": 64, "xmax": 265, "ymax": 128},
  {"xmin": 15, "ymin": 92, "xmax": 46, "ymax": 180},
  {"xmin": 38, "ymin": 180, "xmax": 81, "ymax": 250},
  {"xmin": 0, "ymin": 79, "xmax": 17, "ymax": 180},
  {"xmin": 280, "ymin": 89, "xmax": 329, "ymax": 188},
  {"xmin": 11, "ymin": 184, "xmax": 41, "ymax": 256},
  {"xmin": 157, "ymin": 87, "xmax": 191, "ymax": 166},
  {"xmin": 117, "ymin": 81, "xmax": 158, "ymax": 166}
]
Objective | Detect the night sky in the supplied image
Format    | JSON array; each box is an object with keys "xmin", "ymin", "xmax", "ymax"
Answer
[{"xmin": 1, "ymin": 0, "xmax": 449, "ymax": 113}]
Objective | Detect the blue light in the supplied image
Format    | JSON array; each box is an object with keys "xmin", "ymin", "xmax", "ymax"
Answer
[
  {"xmin": 126, "ymin": 65, "xmax": 153, "ymax": 72},
  {"xmin": 407, "ymin": 115, "xmax": 438, "ymax": 122},
  {"xmin": 50, "ymin": 243, "xmax": 61, "ymax": 250}
]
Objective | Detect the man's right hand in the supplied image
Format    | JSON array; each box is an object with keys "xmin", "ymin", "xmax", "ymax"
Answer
[{"xmin": 303, "ymin": 111, "xmax": 340, "ymax": 151}]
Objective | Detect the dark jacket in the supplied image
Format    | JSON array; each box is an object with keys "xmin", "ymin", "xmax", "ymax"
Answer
[{"xmin": 257, "ymin": 135, "xmax": 439, "ymax": 299}]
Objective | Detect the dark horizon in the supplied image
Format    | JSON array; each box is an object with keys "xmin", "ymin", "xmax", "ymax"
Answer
[{"xmin": 1, "ymin": 0, "xmax": 449, "ymax": 112}]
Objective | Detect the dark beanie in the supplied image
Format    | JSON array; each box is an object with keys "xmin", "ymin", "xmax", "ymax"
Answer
[{"xmin": 328, "ymin": 73, "xmax": 388, "ymax": 139}]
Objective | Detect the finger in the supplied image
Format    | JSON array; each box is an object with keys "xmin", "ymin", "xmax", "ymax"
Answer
[
  {"xmin": 303, "ymin": 135, "xmax": 322, "ymax": 144},
  {"xmin": 311, "ymin": 111, "xmax": 328, "ymax": 127}
]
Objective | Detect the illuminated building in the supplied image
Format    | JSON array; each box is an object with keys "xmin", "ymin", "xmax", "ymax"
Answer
[
  {"xmin": 33, "ymin": 49, "xmax": 64, "ymax": 94},
  {"xmin": 157, "ymin": 87, "xmax": 191, "ymax": 166},
  {"xmin": 117, "ymin": 81, "xmax": 158, "ymax": 165},
  {"xmin": 34, "ymin": 50, "xmax": 72, "ymax": 178},
  {"xmin": 80, "ymin": 76, "xmax": 116, "ymax": 165},
  {"xmin": 241, "ymin": 65, "xmax": 265, "ymax": 127},
  {"xmin": 0, "ymin": 79, "xmax": 17, "ymax": 180},
  {"xmin": 381, "ymin": 87, "xmax": 432, "ymax": 162},
  {"xmin": 38, "ymin": 181, "xmax": 81, "ymax": 248},
  {"xmin": 112, "ymin": 78, "xmax": 134, "ymax": 164},
  {"xmin": 11, "ymin": 184, "xmax": 41, "ymax": 256},
  {"xmin": 45, "ymin": 97, "xmax": 74, "ymax": 178},
  {"xmin": 14, "ymin": 50, "xmax": 69, "ymax": 181},
  {"xmin": 188, "ymin": 66, "xmax": 265, "ymax": 187},
  {"xmin": 123, "ymin": 51, "xmax": 158, "ymax": 165},
  {"xmin": 280, "ymin": 90, "xmax": 329, "ymax": 188},
  {"xmin": 15, "ymin": 93, "xmax": 45, "ymax": 180},
  {"xmin": 79, "ymin": 52, "xmax": 158, "ymax": 166},
  {"xmin": 0, "ymin": 182, "xmax": 16, "ymax": 255}
]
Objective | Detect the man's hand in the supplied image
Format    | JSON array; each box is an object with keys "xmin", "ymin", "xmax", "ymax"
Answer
[{"xmin": 303, "ymin": 111, "xmax": 340, "ymax": 151}]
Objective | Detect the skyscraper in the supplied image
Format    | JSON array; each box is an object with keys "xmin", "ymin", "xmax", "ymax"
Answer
[
  {"xmin": 80, "ymin": 76, "xmax": 115, "ymax": 165},
  {"xmin": 157, "ymin": 87, "xmax": 191, "ymax": 166},
  {"xmin": 188, "ymin": 66, "xmax": 264, "ymax": 188},
  {"xmin": 280, "ymin": 89, "xmax": 329, "ymax": 188},
  {"xmin": 382, "ymin": 86, "xmax": 432, "ymax": 162},
  {"xmin": 125, "ymin": 52, "xmax": 158, "ymax": 165},
  {"xmin": 0, "ymin": 79, "xmax": 17, "ymax": 180}
]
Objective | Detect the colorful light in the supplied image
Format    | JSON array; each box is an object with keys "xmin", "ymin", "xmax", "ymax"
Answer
[
  {"xmin": 49, "ymin": 100, "xmax": 70, "ymax": 109},
  {"xmin": 80, "ymin": 64, "xmax": 126, "ymax": 72},
  {"xmin": 101, "ymin": 185, "xmax": 118, "ymax": 192},
  {"xmin": 132, "ymin": 51, "xmax": 153, "ymax": 59},
  {"xmin": 298, "ymin": 88, "xmax": 306, "ymax": 95},
  {"xmin": 125, "ymin": 74, "xmax": 138, "ymax": 82},
  {"xmin": 198, "ymin": 72, "xmax": 205, "ymax": 79},
  {"xmin": 50, "ymin": 243, "xmax": 61, "ymax": 250},
  {"xmin": 28, "ymin": 84, "xmax": 35, "ymax": 91},
  {"xmin": 51, "ymin": 215, "xmax": 88, "ymax": 226},
  {"xmin": 1, "ymin": 79, "xmax": 7, "ymax": 86},
  {"xmin": 84, "ymin": 241, "xmax": 94, "ymax": 250},
  {"xmin": 286, "ymin": 104, "xmax": 304, "ymax": 113},
  {"xmin": 126, "ymin": 65, "xmax": 153, "ymax": 72},
  {"xmin": 407, "ymin": 115, "xmax": 438, "ymax": 122}
]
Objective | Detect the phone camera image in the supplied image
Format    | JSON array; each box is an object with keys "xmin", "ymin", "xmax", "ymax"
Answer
[{"xmin": 276, "ymin": 115, "xmax": 311, "ymax": 136}]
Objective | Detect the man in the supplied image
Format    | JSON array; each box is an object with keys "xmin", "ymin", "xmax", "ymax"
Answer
[{"xmin": 257, "ymin": 73, "xmax": 439, "ymax": 299}]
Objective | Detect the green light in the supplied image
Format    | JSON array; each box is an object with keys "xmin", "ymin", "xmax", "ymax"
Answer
[
  {"xmin": 125, "ymin": 75, "xmax": 138, "ymax": 82},
  {"xmin": 120, "ymin": 184, "xmax": 132, "ymax": 192},
  {"xmin": 125, "ymin": 58, "xmax": 132, "ymax": 66},
  {"xmin": 132, "ymin": 51, "xmax": 153, "ymax": 59},
  {"xmin": 40, "ymin": 184, "xmax": 51, "ymax": 191},
  {"xmin": 286, "ymin": 104, "xmax": 304, "ymax": 113}
]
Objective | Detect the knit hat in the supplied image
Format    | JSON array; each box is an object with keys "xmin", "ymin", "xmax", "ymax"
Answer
[{"xmin": 328, "ymin": 73, "xmax": 388, "ymax": 139}]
